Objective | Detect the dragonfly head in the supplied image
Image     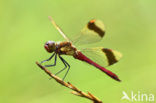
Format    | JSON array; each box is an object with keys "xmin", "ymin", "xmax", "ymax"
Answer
[{"xmin": 44, "ymin": 41, "xmax": 56, "ymax": 53}]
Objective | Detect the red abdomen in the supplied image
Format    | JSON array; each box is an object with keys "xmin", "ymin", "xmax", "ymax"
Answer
[{"xmin": 74, "ymin": 51, "xmax": 121, "ymax": 81}]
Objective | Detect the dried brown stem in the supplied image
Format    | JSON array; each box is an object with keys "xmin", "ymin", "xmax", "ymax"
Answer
[{"xmin": 36, "ymin": 61, "xmax": 102, "ymax": 103}]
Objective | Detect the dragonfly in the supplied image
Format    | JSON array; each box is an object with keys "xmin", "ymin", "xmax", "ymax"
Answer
[{"xmin": 41, "ymin": 16, "xmax": 122, "ymax": 81}]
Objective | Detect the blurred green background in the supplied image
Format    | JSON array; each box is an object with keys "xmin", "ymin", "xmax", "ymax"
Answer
[{"xmin": 0, "ymin": 0, "xmax": 156, "ymax": 103}]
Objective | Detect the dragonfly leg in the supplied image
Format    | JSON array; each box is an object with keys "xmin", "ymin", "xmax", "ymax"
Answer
[
  {"xmin": 41, "ymin": 53, "xmax": 55, "ymax": 64},
  {"xmin": 55, "ymin": 55, "xmax": 67, "ymax": 76},
  {"xmin": 44, "ymin": 54, "xmax": 57, "ymax": 67},
  {"xmin": 61, "ymin": 57, "xmax": 70, "ymax": 81},
  {"xmin": 55, "ymin": 55, "xmax": 70, "ymax": 81}
]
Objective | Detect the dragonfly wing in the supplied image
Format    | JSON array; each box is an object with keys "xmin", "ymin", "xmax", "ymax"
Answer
[
  {"xmin": 71, "ymin": 19, "xmax": 105, "ymax": 45},
  {"xmin": 48, "ymin": 16, "xmax": 70, "ymax": 42},
  {"xmin": 80, "ymin": 47, "xmax": 122, "ymax": 67}
]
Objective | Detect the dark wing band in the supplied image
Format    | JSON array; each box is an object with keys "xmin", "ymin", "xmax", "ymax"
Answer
[
  {"xmin": 88, "ymin": 20, "xmax": 105, "ymax": 37},
  {"xmin": 102, "ymin": 48, "xmax": 118, "ymax": 65}
]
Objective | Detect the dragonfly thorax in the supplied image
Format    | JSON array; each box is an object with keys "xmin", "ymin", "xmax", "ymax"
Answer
[
  {"xmin": 44, "ymin": 41, "xmax": 56, "ymax": 53},
  {"xmin": 55, "ymin": 41, "xmax": 77, "ymax": 56}
]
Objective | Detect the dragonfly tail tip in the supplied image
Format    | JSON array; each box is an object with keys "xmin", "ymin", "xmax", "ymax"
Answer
[{"xmin": 115, "ymin": 77, "xmax": 121, "ymax": 82}]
